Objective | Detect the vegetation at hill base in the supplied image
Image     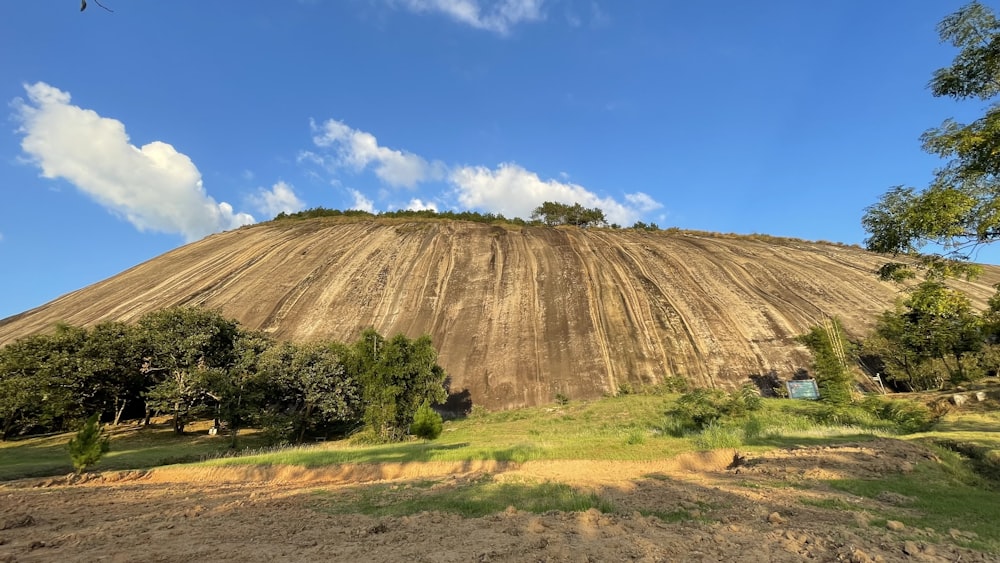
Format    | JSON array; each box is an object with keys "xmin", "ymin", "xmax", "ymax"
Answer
[{"xmin": 0, "ymin": 306, "xmax": 447, "ymax": 446}]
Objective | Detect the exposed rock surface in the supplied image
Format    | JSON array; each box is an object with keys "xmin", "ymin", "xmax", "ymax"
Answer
[{"xmin": 2, "ymin": 218, "xmax": 999, "ymax": 409}]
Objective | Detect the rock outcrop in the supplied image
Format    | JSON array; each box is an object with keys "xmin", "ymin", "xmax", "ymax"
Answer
[{"xmin": 3, "ymin": 218, "xmax": 998, "ymax": 409}]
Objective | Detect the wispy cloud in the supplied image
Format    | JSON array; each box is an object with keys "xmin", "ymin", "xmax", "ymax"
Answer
[
  {"xmin": 306, "ymin": 118, "xmax": 662, "ymax": 226},
  {"xmin": 12, "ymin": 82, "xmax": 254, "ymax": 241},
  {"xmin": 565, "ymin": 1, "xmax": 609, "ymax": 29},
  {"xmin": 249, "ymin": 181, "xmax": 305, "ymax": 219},
  {"xmin": 391, "ymin": 0, "xmax": 545, "ymax": 35}
]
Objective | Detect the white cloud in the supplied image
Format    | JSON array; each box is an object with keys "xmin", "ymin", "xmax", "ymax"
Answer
[
  {"xmin": 250, "ymin": 181, "xmax": 305, "ymax": 218},
  {"xmin": 348, "ymin": 188, "xmax": 376, "ymax": 213},
  {"xmin": 405, "ymin": 198, "xmax": 438, "ymax": 211},
  {"xmin": 450, "ymin": 162, "xmax": 659, "ymax": 225},
  {"xmin": 13, "ymin": 82, "xmax": 254, "ymax": 242},
  {"xmin": 393, "ymin": 0, "xmax": 544, "ymax": 35},
  {"xmin": 305, "ymin": 117, "xmax": 663, "ymax": 225},
  {"xmin": 312, "ymin": 118, "xmax": 443, "ymax": 188},
  {"xmin": 625, "ymin": 192, "xmax": 663, "ymax": 213}
]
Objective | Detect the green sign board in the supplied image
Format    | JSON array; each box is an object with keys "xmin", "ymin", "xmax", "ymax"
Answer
[{"xmin": 786, "ymin": 379, "xmax": 820, "ymax": 400}]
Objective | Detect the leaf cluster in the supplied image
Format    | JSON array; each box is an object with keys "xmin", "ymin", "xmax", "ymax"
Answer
[{"xmin": 863, "ymin": 3, "xmax": 1000, "ymax": 277}]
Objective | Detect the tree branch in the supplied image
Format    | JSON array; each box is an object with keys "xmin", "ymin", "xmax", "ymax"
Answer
[{"xmin": 80, "ymin": 0, "xmax": 113, "ymax": 13}]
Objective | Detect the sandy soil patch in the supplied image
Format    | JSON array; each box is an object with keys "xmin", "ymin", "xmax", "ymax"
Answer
[{"xmin": 0, "ymin": 439, "xmax": 993, "ymax": 562}]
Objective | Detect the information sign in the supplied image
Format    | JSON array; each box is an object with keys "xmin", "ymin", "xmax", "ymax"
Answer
[{"xmin": 786, "ymin": 379, "xmax": 820, "ymax": 400}]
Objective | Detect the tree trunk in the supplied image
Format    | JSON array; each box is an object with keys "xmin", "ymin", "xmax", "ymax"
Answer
[
  {"xmin": 952, "ymin": 351, "xmax": 966, "ymax": 382},
  {"xmin": 113, "ymin": 397, "xmax": 127, "ymax": 426},
  {"xmin": 172, "ymin": 402, "xmax": 184, "ymax": 434},
  {"xmin": 297, "ymin": 403, "xmax": 314, "ymax": 443}
]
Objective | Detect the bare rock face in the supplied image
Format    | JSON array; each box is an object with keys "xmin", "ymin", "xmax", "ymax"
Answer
[{"xmin": 2, "ymin": 219, "xmax": 999, "ymax": 410}]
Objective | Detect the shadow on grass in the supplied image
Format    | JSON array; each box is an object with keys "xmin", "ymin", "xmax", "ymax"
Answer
[
  {"xmin": 0, "ymin": 424, "xmax": 265, "ymax": 482},
  {"xmin": 933, "ymin": 417, "xmax": 1000, "ymax": 435},
  {"xmin": 228, "ymin": 441, "xmax": 544, "ymax": 467},
  {"xmin": 745, "ymin": 434, "xmax": 879, "ymax": 449}
]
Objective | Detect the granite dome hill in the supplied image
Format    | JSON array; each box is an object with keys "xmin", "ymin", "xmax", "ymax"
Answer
[{"xmin": 3, "ymin": 217, "xmax": 999, "ymax": 410}]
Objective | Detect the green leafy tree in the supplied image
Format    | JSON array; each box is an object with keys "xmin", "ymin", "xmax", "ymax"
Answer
[
  {"xmin": 259, "ymin": 340, "xmax": 360, "ymax": 443},
  {"xmin": 68, "ymin": 413, "xmax": 110, "ymax": 474},
  {"xmin": 865, "ymin": 281, "xmax": 984, "ymax": 389},
  {"xmin": 863, "ymin": 2, "xmax": 1000, "ymax": 279},
  {"xmin": 531, "ymin": 202, "xmax": 607, "ymax": 228},
  {"xmin": 78, "ymin": 321, "xmax": 145, "ymax": 425},
  {"xmin": 0, "ymin": 330, "xmax": 81, "ymax": 439},
  {"xmin": 137, "ymin": 307, "xmax": 241, "ymax": 433},
  {"xmin": 796, "ymin": 318, "xmax": 854, "ymax": 405},
  {"xmin": 348, "ymin": 329, "xmax": 448, "ymax": 442},
  {"xmin": 410, "ymin": 399, "xmax": 443, "ymax": 440},
  {"xmin": 202, "ymin": 329, "xmax": 274, "ymax": 448},
  {"xmin": 863, "ymin": 306, "xmax": 939, "ymax": 391}
]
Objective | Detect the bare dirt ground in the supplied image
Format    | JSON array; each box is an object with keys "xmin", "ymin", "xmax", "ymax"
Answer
[{"xmin": 0, "ymin": 439, "xmax": 994, "ymax": 562}]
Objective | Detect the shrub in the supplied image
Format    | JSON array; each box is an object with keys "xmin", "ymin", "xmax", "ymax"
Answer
[
  {"xmin": 742, "ymin": 416, "xmax": 766, "ymax": 442},
  {"xmin": 651, "ymin": 376, "xmax": 689, "ymax": 394},
  {"xmin": 859, "ymin": 396, "xmax": 935, "ymax": 433},
  {"xmin": 554, "ymin": 393, "xmax": 570, "ymax": 406},
  {"xmin": 671, "ymin": 388, "xmax": 730, "ymax": 430},
  {"xmin": 410, "ymin": 400, "xmax": 443, "ymax": 440},
  {"xmin": 666, "ymin": 385, "xmax": 764, "ymax": 432},
  {"xmin": 623, "ymin": 427, "xmax": 646, "ymax": 445},
  {"xmin": 67, "ymin": 413, "xmax": 110, "ymax": 474}
]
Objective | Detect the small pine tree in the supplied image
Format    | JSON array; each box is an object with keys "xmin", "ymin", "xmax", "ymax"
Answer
[
  {"xmin": 68, "ymin": 413, "xmax": 111, "ymax": 474},
  {"xmin": 410, "ymin": 400, "xmax": 443, "ymax": 440}
]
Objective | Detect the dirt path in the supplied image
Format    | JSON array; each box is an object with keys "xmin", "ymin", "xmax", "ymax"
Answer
[{"xmin": 0, "ymin": 439, "xmax": 993, "ymax": 562}]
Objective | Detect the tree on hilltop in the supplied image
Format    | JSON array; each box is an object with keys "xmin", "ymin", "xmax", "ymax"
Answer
[{"xmin": 531, "ymin": 202, "xmax": 607, "ymax": 227}]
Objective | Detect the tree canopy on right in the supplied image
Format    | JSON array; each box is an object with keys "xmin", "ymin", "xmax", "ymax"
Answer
[{"xmin": 863, "ymin": 2, "xmax": 1000, "ymax": 280}]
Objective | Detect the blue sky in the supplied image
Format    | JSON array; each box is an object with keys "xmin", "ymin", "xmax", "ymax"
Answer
[{"xmin": 0, "ymin": 1, "xmax": 993, "ymax": 319}]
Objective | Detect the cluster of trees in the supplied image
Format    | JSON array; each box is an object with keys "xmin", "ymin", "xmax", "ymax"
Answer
[
  {"xmin": 861, "ymin": 281, "xmax": 1000, "ymax": 391},
  {"xmin": 530, "ymin": 202, "xmax": 607, "ymax": 227},
  {"xmin": 275, "ymin": 203, "xmax": 631, "ymax": 230},
  {"xmin": 850, "ymin": 3, "xmax": 1000, "ymax": 392},
  {"xmin": 0, "ymin": 307, "xmax": 447, "ymax": 444},
  {"xmin": 273, "ymin": 207, "xmax": 534, "ymax": 226},
  {"xmin": 273, "ymin": 203, "xmax": 678, "ymax": 233}
]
